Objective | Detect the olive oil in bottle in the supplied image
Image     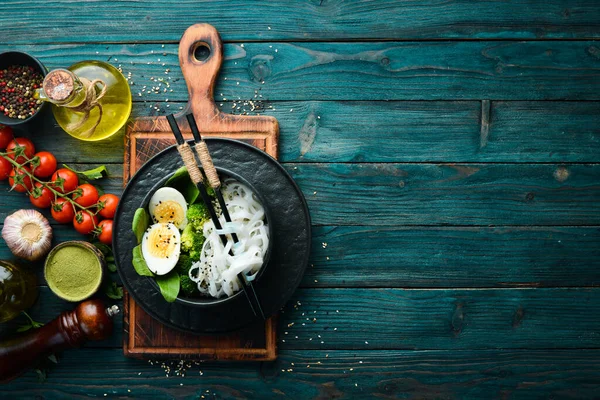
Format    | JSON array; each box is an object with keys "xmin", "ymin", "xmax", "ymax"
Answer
[
  {"xmin": 0, "ymin": 260, "xmax": 38, "ymax": 323},
  {"xmin": 38, "ymin": 61, "xmax": 131, "ymax": 141}
]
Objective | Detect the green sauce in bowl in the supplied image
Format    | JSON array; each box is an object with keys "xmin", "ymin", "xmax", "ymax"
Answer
[{"xmin": 44, "ymin": 241, "xmax": 104, "ymax": 302}]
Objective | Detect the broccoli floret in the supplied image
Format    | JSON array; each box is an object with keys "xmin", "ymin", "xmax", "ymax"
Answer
[
  {"xmin": 187, "ymin": 203, "xmax": 210, "ymax": 229},
  {"xmin": 181, "ymin": 224, "xmax": 205, "ymax": 261},
  {"xmin": 180, "ymin": 275, "xmax": 199, "ymax": 297},
  {"xmin": 175, "ymin": 254, "xmax": 192, "ymax": 276}
]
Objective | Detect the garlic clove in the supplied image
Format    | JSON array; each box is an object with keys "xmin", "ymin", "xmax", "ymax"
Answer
[{"xmin": 2, "ymin": 209, "xmax": 53, "ymax": 262}]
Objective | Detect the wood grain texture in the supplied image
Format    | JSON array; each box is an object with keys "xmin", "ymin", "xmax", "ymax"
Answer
[
  {"xmin": 3, "ymin": 287, "xmax": 600, "ymax": 351},
  {"xmin": 306, "ymin": 226, "xmax": 600, "ymax": 287},
  {"xmin": 1, "ymin": 41, "xmax": 599, "ymax": 101},
  {"xmin": 1, "ymin": 0, "xmax": 599, "ymax": 43},
  {"xmin": 4, "ymin": 225, "xmax": 599, "ymax": 289},
  {"xmin": 2, "ymin": 348, "xmax": 600, "ymax": 399},
  {"xmin": 14, "ymin": 101, "xmax": 600, "ymax": 164},
  {"xmin": 288, "ymin": 163, "xmax": 600, "ymax": 226},
  {"xmin": 3, "ymin": 162, "xmax": 600, "ymax": 226}
]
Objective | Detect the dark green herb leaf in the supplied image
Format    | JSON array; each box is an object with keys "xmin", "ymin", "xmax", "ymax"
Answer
[
  {"xmin": 94, "ymin": 184, "xmax": 105, "ymax": 197},
  {"xmin": 34, "ymin": 368, "xmax": 46, "ymax": 383},
  {"xmin": 164, "ymin": 166, "xmax": 199, "ymax": 204},
  {"xmin": 156, "ymin": 270, "xmax": 180, "ymax": 303},
  {"xmin": 17, "ymin": 311, "xmax": 44, "ymax": 332},
  {"xmin": 91, "ymin": 241, "xmax": 111, "ymax": 256},
  {"xmin": 63, "ymin": 164, "xmax": 109, "ymax": 180},
  {"xmin": 47, "ymin": 354, "xmax": 58, "ymax": 364},
  {"xmin": 107, "ymin": 263, "xmax": 117, "ymax": 273},
  {"xmin": 103, "ymin": 281, "xmax": 123, "ymax": 299},
  {"xmin": 132, "ymin": 208, "xmax": 149, "ymax": 244},
  {"xmin": 132, "ymin": 245, "xmax": 154, "ymax": 277}
]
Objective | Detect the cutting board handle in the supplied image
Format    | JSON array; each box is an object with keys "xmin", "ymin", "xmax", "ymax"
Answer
[{"xmin": 179, "ymin": 23, "xmax": 223, "ymax": 122}]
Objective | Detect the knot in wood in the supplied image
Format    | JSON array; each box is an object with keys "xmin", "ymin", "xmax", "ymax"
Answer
[{"xmin": 249, "ymin": 55, "xmax": 273, "ymax": 82}]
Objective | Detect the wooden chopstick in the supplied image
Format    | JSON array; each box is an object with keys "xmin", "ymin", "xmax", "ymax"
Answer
[
  {"xmin": 185, "ymin": 113, "xmax": 265, "ymax": 320},
  {"xmin": 185, "ymin": 113, "xmax": 239, "ymax": 243},
  {"xmin": 166, "ymin": 114, "xmax": 261, "ymax": 318}
]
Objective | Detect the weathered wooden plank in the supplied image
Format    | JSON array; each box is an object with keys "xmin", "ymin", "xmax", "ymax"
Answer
[
  {"xmin": 2, "ymin": 163, "xmax": 599, "ymax": 226},
  {"xmin": 0, "ymin": 163, "xmax": 123, "ymax": 222},
  {"xmin": 1, "ymin": 0, "xmax": 599, "ymax": 43},
  {"xmin": 288, "ymin": 163, "xmax": 600, "ymax": 226},
  {"xmin": 19, "ymin": 101, "xmax": 600, "ymax": 164},
  {"xmin": 490, "ymin": 101, "xmax": 600, "ymax": 162},
  {"xmin": 3, "ymin": 348, "xmax": 600, "ymax": 399},
  {"xmin": 4, "ymin": 225, "xmax": 599, "ymax": 289},
  {"xmin": 3, "ymin": 287, "xmax": 600, "ymax": 350},
  {"xmin": 1, "ymin": 41, "xmax": 598, "ymax": 101},
  {"xmin": 306, "ymin": 226, "xmax": 600, "ymax": 287}
]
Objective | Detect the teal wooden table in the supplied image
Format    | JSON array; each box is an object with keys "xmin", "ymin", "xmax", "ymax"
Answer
[{"xmin": 1, "ymin": 1, "xmax": 600, "ymax": 398}]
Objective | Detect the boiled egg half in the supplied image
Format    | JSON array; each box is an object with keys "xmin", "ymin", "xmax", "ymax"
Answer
[
  {"xmin": 141, "ymin": 223, "xmax": 181, "ymax": 275},
  {"xmin": 149, "ymin": 187, "xmax": 188, "ymax": 230}
]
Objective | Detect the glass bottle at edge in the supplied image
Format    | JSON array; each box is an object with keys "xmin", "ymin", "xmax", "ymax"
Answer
[{"xmin": 0, "ymin": 260, "xmax": 38, "ymax": 323}]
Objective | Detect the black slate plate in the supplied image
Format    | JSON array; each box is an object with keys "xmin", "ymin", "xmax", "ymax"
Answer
[{"xmin": 113, "ymin": 138, "xmax": 311, "ymax": 333}]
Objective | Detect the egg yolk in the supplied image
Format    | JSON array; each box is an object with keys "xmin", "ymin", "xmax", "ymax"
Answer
[
  {"xmin": 147, "ymin": 225, "xmax": 178, "ymax": 258},
  {"xmin": 152, "ymin": 200, "xmax": 185, "ymax": 227}
]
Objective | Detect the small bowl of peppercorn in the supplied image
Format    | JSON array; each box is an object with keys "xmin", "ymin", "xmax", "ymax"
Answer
[{"xmin": 0, "ymin": 51, "xmax": 47, "ymax": 125}]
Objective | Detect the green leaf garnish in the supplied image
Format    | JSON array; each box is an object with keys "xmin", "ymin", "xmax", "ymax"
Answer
[
  {"xmin": 164, "ymin": 166, "xmax": 199, "ymax": 204},
  {"xmin": 156, "ymin": 270, "xmax": 180, "ymax": 303},
  {"xmin": 63, "ymin": 164, "xmax": 109, "ymax": 180},
  {"xmin": 132, "ymin": 245, "xmax": 154, "ymax": 277},
  {"xmin": 16, "ymin": 311, "xmax": 44, "ymax": 333},
  {"xmin": 103, "ymin": 281, "xmax": 123, "ymax": 299},
  {"xmin": 132, "ymin": 208, "xmax": 149, "ymax": 244}
]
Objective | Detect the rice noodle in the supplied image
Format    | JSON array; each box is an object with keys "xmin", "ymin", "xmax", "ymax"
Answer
[{"xmin": 188, "ymin": 179, "xmax": 269, "ymax": 298}]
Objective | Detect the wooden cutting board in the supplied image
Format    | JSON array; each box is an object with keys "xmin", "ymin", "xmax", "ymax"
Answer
[{"xmin": 122, "ymin": 23, "xmax": 279, "ymax": 360}]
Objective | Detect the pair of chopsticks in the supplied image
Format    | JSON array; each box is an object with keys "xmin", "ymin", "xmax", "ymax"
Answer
[{"xmin": 166, "ymin": 113, "xmax": 265, "ymax": 320}]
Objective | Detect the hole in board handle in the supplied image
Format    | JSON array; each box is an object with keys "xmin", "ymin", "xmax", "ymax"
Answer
[{"xmin": 193, "ymin": 42, "xmax": 211, "ymax": 62}]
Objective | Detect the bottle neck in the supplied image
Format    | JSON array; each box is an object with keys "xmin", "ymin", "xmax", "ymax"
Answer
[{"xmin": 36, "ymin": 69, "xmax": 86, "ymax": 107}]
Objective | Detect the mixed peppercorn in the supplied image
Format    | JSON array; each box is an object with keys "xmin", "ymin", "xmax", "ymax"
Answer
[{"xmin": 0, "ymin": 65, "xmax": 44, "ymax": 120}]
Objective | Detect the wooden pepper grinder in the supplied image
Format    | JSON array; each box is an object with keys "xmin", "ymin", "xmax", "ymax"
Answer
[{"xmin": 0, "ymin": 299, "xmax": 119, "ymax": 382}]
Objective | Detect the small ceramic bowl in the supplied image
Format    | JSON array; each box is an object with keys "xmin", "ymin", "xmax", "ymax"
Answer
[
  {"xmin": 0, "ymin": 51, "xmax": 48, "ymax": 126},
  {"xmin": 44, "ymin": 241, "xmax": 106, "ymax": 302}
]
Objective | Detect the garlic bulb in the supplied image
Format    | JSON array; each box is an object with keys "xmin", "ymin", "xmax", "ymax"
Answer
[{"xmin": 2, "ymin": 209, "xmax": 53, "ymax": 261}]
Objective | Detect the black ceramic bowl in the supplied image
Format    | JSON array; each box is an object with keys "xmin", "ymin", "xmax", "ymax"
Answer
[
  {"xmin": 114, "ymin": 138, "xmax": 311, "ymax": 333},
  {"xmin": 139, "ymin": 166, "xmax": 273, "ymax": 307},
  {"xmin": 0, "ymin": 51, "xmax": 48, "ymax": 126}
]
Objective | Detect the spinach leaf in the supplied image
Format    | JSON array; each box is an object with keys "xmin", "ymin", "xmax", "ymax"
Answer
[
  {"xmin": 164, "ymin": 166, "xmax": 199, "ymax": 204},
  {"xmin": 103, "ymin": 281, "xmax": 123, "ymax": 300},
  {"xmin": 156, "ymin": 271, "xmax": 180, "ymax": 303},
  {"xmin": 132, "ymin": 208, "xmax": 149, "ymax": 244},
  {"xmin": 132, "ymin": 245, "xmax": 154, "ymax": 277}
]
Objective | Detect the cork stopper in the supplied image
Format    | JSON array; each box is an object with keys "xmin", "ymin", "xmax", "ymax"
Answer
[{"xmin": 43, "ymin": 69, "xmax": 75, "ymax": 102}]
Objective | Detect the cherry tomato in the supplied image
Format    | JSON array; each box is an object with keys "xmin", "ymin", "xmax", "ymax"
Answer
[
  {"xmin": 8, "ymin": 166, "xmax": 32, "ymax": 192},
  {"xmin": 0, "ymin": 125, "xmax": 14, "ymax": 150},
  {"xmin": 51, "ymin": 198, "xmax": 76, "ymax": 224},
  {"xmin": 73, "ymin": 211, "xmax": 99, "ymax": 235},
  {"xmin": 73, "ymin": 183, "xmax": 99, "ymax": 207},
  {"xmin": 0, "ymin": 157, "xmax": 11, "ymax": 180},
  {"xmin": 6, "ymin": 138, "xmax": 35, "ymax": 164},
  {"xmin": 50, "ymin": 168, "xmax": 79, "ymax": 194},
  {"xmin": 97, "ymin": 219, "xmax": 113, "ymax": 245},
  {"xmin": 98, "ymin": 193, "xmax": 119, "ymax": 219},
  {"xmin": 29, "ymin": 182, "xmax": 54, "ymax": 208},
  {"xmin": 31, "ymin": 151, "xmax": 57, "ymax": 179}
]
